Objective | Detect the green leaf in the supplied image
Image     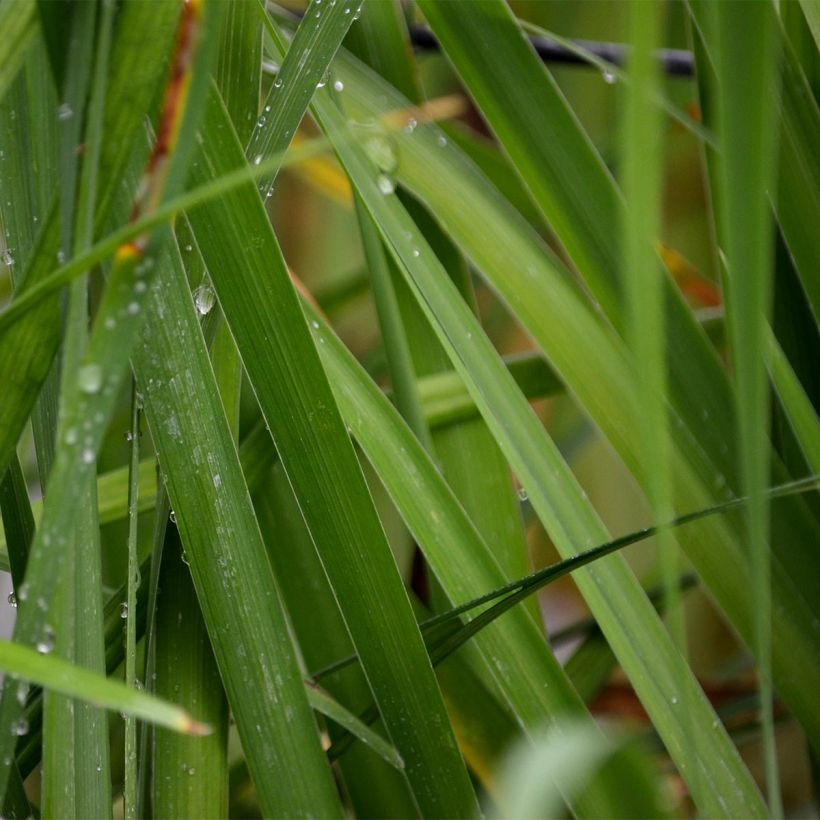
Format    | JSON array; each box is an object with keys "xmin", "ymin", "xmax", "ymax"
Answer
[
  {"xmin": 152, "ymin": 526, "xmax": 229, "ymax": 820},
  {"xmin": 188, "ymin": 77, "xmax": 478, "ymax": 818},
  {"xmin": 0, "ymin": 0, "xmax": 37, "ymax": 103},
  {"xmin": 713, "ymin": 4, "xmax": 782, "ymax": 810},
  {"xmin": 306, "ymin": 682, "xmax": 404, "ymax": 771},
  {"xmin": 0, "ymin": 640, "xmax": 209, "ymax": 735},
  {"xmin": 330, "ymin": 38, "xmax": 820, "ymax": 757},
  {"xmin": 132, "ymin": 231, "xmax": 343, "ymax": 817},
  {"xmin": 301, "ymin": 39, "xmax": 767, "ymax": 818}
]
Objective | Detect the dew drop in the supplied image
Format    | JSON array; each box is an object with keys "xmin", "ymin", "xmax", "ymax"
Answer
[
  {"xmin": 57, "ymin": 103, "xmax": 74, "ymax": 120},
  {"xmin": 333, "ymin": 80, "xmax": 344, "ymax": 92},
  {"xmin": 376, "ymin": 174, "xmax": 395, "ymax": 195},
  {"xmin": 11, "ymin": 719, "xmax": 28, "ymax": 737},
  {"xmin": 127, "ymin": 301, "xmax": 140, "ymax": 315},
  {"xmin": 364, "ymin": 134, "xmax": 397, "ymax": 174},
  {"xmin": 602, "ymin": 69, "xmax": 617, "ymax": 85},
  {"xmin": 1, "ymin": 249, "xmax": 13, "ymax": 267},
  {"xmin": 273, "ymin": 78, "xmax": 283, "ymax": 89},
  {"xmin": 253, "ymin": 154, "xmax": 263, "ymax": 166},
  {"xmin": 37, "ymin": 626, "xmax": 56, "ymax": 655},
  {"xmin": 82, "ymin": 448, "xmax": 95, "ymax": 464},
  {"xmin": 169, "ymin": 510, "xmax": 177, "ymax": 524},
  {"xmin": 120, "ymin": 602, "xmax": 128, "ymax": 619},
  {"xmin": 78, "ymin": 363, "xmax": 103, "ymax": 394},
  {"xmin": 6, "ymin": 592, "xmax": 16, "ymax": 608},
  {"xmin": 65, "ymin": 428, "xmax": 78, "ymax": 445},
  {"xmin": 517, "ymin": 487, "xmax": 528, "ymax": 502},
  {"xmin": 193, "ymin": 283, "xmax": 216, "ymax": 316},
  {"xmin": 411, "ymin": 248, "xmax": 420, "ymax": 258},
  {"xmin": 437, "ymin": 135, "xmax": 447, "ymax": 147}
]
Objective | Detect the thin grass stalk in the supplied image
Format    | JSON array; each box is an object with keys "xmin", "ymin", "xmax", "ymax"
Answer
[
  {"xmin": 124, "ymin": 388, "xmax": 140, "ymax": 820},
  {"xmin": 622, "ymin": 0, "xmax": 694, "ymax": 796},
  {"xmin": 713, "ymin": 3, "xmax": 783, "ymax": 812}
]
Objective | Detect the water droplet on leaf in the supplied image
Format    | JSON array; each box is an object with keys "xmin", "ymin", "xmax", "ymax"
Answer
[
  {"xmin": 193, "ymin": 284, "xmax": 215, "ymax": 316},
  {"xmin": 78, "ymin": 363, "xmax": 103, "ymax": 394},
  {"xmin": 377, "ymin": 174, "xmax": 395, "ymax": 195}
]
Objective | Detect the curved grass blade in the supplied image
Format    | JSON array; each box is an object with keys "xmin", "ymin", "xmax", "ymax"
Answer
[
  {"xmin": 329, "ymin": 43, "xmax": 820, "ymax": 752},
  {"xmin": 314, "ymin": 477, "xmax": 817, "ymax": 681},
  {"xmin": 188, "ymin": 78, "xmax": 479, "ymax": 818},
  {"xmin": 303, "ymin": 303, "xmax": 663, "ymax": 817},
  {"xmin": 0, "ymin": 640, "xmax": 209, "ymax": 735},
  {"xmin": 305, "ymin": 682, "xmax": 404, "ymax": 771},
  {"xmin": 299, "ymin": 60, "xmax": 768, "ymax": 819}
]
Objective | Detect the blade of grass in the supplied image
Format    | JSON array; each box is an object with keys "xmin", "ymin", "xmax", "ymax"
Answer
[
  {"xmin": 191, "ymin": 5, "xmax": 481, "ymax": 807},
  {"xmin": 305, "ymin": 682, "xmax": 404, "ymax": 771},
  {"xmin": 622, "ymin": 0, "xmax": 691, "ymax": 794},
  {"xmin": 0, "ymin": 2, "xmax": 222, "ymax": 802},
  {"xmin": 123, "ymin": 390, "xmax": 140, "ymax": 820},
  {"xmin": 767, "ymin": 327, "xmax": 820, "ymax": 474},
  {"xmin": 493, "ymin": 722, "xmax": 668, "ymax": 820},
  {"xmin": 329, "ymin": 43, "xmax": 820, "ymax": 752},
  {"xmin": 0, "ymin": 0, "xmax": 37, "ymax": 103},
  {"xmin": 0, "ymin": 640, "xmax": 210, "ymax": 734},
  {"xmin": 421, "ymin": 477, "xmax": 819, "ymax": 666},
  {"xmin": 0, "ymin": 0, "xmax": 182, "ymax": 476},
  {"xmin": 303, "ymin": 302, "xmax": 668, "ymax": 817},
  {"xmin": 189, "ymin": 74, "xmax": 479, "ymax": 817},
  {"xmin": 355, "ymin": 191, "xmax": 432, "ymax": 448},
  {"xmin": 346, "ymin": 0, "xmax": 535, "ymax": 626},
  {"xmin": 43, "ymin": 1, "xmax": 114, "ymax": 812},
  {"xmin": 0, "ymin": 456, "xmax": 34, "ymax": 589},
  {"xmin": 152, "ymin": 525, "xmax": 229, "ymax": 820},
  {"xmin": 0, "ymin": 41, "xmax": 60, "ymax": 487},
  {"xmin": 299, "ymin": 53, "xmax": 768, "ymax": 818},
  {"xmin": 255, "ymin": 463, "xmax": 418, "ymax": 817},
  {"xmin": 131, "ymin": 228, "xmax": 343, "ymax": 816},
  {"xmin": 773, "ymin": 39, "xmax": 820, "ymax": 324},
  {"xmin": 713, "ymin": 3, "xmax": 783, "ymax": 811}
]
